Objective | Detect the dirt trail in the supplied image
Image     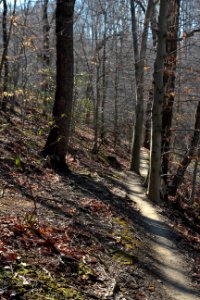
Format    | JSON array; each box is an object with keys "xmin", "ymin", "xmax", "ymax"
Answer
[{"xmin": 125, "ymin": 151, "xmax": 200, "ymax": 300}]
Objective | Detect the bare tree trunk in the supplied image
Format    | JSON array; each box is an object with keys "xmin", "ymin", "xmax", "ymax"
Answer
[
  {"xmin": 93, "ymin": 59, "xmax": 101, "ymax": 153},
  {"xmin": 85, "ymin": 76, "xmax": 94, "ymax": 126},
  {"xmin": 93, "ymin": 19, "xmax": 101, "ymax": 153},
  {"xmin": 42, "ymin": 0, "xmax": 50, "ymax": 113},
  {"xmin": 168, "ymin": 100, "xmax": 200, "ymax": 196},
  {"xmin": 143, "ymin": 89, "xmax": 153, "ymax": 150},
  {"xmin": 130, "ymin": 0, "xmax": 153, "ymax": 174},
  {"xmin": 101, "ymin": 12, "xmax": 107, "ymax": 141},
  {"xmin": 161, "ymin": 0, "xmax": 180, "ymax": 189},
  {"xmin": 42, "ymin": 0, "xmax": 50, "ymax": 67},
  {"xmin": 42, "ymin": 0, "xmax": 76, "ymax": 171},
  {"xmin": 114, "ymin": 66, "xmax": 119, "ymax": 148},
  {"xmin": 11, "ymin": 1, "xmax": 29, "ymax": 113},
  {"xmin": 190, "ymin": 156, "xmax": 199, "ymax": 204},
  {"xmin": 147, "ymin": 0, "xmax": 168, "ymax": 203},
  {"xmin": 0, "ymin": 0, "xmax": 16, "ymax": 85},
  {"xmin": 1, "ymin": 0, "xmax": 8, "ymax": 112}
]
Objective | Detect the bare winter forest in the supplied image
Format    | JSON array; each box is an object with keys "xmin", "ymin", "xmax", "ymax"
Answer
[{"xmin": 0, "ymin": 0, "xmax": 200, "ymax": 299}]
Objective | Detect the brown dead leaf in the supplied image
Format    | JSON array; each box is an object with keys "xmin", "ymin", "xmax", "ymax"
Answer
[{"xmin": 148, "ymin": 285, "xmax": 156, "ymax": 292}]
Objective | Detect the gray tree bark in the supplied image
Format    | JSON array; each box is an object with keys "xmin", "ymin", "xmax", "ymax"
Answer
[
  {"xmin": 161, "ymin": 0, "xmax": 180, "ymax": 192},
  {"xmin": 42, "ymin": 0, "xmax": 51, "ymax": 112},
  {"xmin": 147, "ymin": 0, "xmax": 168, "ymax": 202},
  {"xmin": 130, "ymin": 0, "xmax": 154, "ymax": 174}
]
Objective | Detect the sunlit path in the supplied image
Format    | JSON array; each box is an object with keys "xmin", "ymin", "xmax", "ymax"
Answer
[{"xmin": 125, "ymin": 150, "xmax": 200, "ymax": 300}]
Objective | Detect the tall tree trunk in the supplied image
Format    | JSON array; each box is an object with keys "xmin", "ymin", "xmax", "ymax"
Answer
[
  {"xmin": 1, "ymin": 0, "xmax": 8, "ymax": 112},
  {"xmin": 42, "ymin": 0, "xmax": 50, "ymax": 67},
  {"xmin": 114, "ymin": 66, "xmax": 119, "ymax": 148},
  {"xmin": 42, "ymin": 0, "xmax": 50, "ymax": 113},
  {"xmin": 11, "ymin": 1, "xmax": 29, "ymax": 113},
  {"xmin": 147, "ymin": 0, "xmax": 168, "ymax": 203},
  {"xmin": 168, "ymin": 100, "xmax": 200, "ymax": 196},
  {"xmin": 130, "ymin": 0, "xmax": 153, "ymax": 174},
  {"xmin": 101, "ymin": 12, "xmax": 107, "ymax": 141},
  {"xmin": 161, "ymin": 0, "xmax": 180, "ymax": 189},
  {"xmin": 93, "ymin": 60, "xmax": 101, "ymax": 152},
  {"xmin": 190, "ymin": 155, "xmax": 199, "ymax": 204},
  {"xmin": 93, "ymin": 19, "xmax": 101, "ymax": 153},
  {"xmin": 0, "ymin": 0, "xmax": 16, "ymax": 85},
  {"xmin": 42, "ymin": 0, "xmax": 76, "ymax": 171},
  {"xmin": 143, "ymin": 89, "xmax": 153, "ymax": 150}
]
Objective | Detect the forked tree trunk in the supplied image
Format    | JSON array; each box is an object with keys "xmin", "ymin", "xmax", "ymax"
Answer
[
  {"xmin": 147, "ymin": 0, "xmax": 168, "ymax": 202},
  {"xmin": 42, "ymin": 0, "xmax": 75, "ymax": 171}
]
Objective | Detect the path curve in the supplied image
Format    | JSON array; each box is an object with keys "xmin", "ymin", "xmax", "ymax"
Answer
[{"xmin": 125, "ymin": 151, "xmax": 200, "ymax": 300}]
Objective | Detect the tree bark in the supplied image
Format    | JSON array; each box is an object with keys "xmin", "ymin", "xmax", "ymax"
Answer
[
  {"xmin": 0, "ymin": 0, "xmax": 16, "ymax": 85},
  {"xmin": 147, "ymin": 0, "xmax": 168, "ymax": 203},
  {"xmin": 143, "ymin": 89, "xmax": 153, "ymax": 150},
  {"xmin": 42, "ymin": 0, "xmax": 50, "ymax": 67},
  {"xmin": 130, "ymin": 0, "xmax": 153, "ymax": 174},
  {"xmin": 1, "ymin": 0, "xmax": 8, "ymax": 112},
  {"xmin": 42, "ymin": 0, "xmax": 51, "ymax": 112},
  {"xmin": 101, "ymin": 11, "xmax": 107, "ymax": 141},
  {"xmin": 161, "ymin": 0, "xmax": 180, "ymax": 189},
  {"xmin": 42, "ymin": 0, "xmax": 76, "ymax": 171}
]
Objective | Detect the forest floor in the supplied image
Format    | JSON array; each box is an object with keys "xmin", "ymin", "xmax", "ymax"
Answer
[{"xmin": 0, "ymin": 111, "xmax": 200, "ymax": 299}]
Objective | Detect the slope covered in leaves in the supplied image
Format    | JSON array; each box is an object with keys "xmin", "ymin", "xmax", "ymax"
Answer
[{"xmin": 0, "ymin": 110, "xmax": 199, "ymax": 299}]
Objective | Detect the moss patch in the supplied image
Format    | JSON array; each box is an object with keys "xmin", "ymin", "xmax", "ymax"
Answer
[
  {"xmin": 112, "ymin": 250, "xmax": 135, "ymax": 265},
  {"xmin": 113, "ymin": 217, "xmax": 142, "ymax": 250},
  {"xmin": 111, "ymin": 216, "xmax": 143, "ymax": 267},
  {"xmin": 0, "ymin": 263, "xmax": 84, "ymax": 300}
]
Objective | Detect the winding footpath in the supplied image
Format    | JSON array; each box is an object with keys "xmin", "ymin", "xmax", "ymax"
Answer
[{"xmin": 125, "ymin": 150, "xmax": 200, "ymax": 300}]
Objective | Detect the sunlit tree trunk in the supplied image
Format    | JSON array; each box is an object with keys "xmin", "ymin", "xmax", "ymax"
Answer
[
  {"xmin": 161, "ymin": 0, "xmax": 180, "ymax": 191},
  {"xmin": 147, "ymin": 0, "xmax": 168, "ymax": 202},
  {"xmin": 130, "ymin": 0, "xmax": 153, "ymax": 174},
  {"xmin": 42, "ymin": 0, "xmax": 76, "ymax": 171}
]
